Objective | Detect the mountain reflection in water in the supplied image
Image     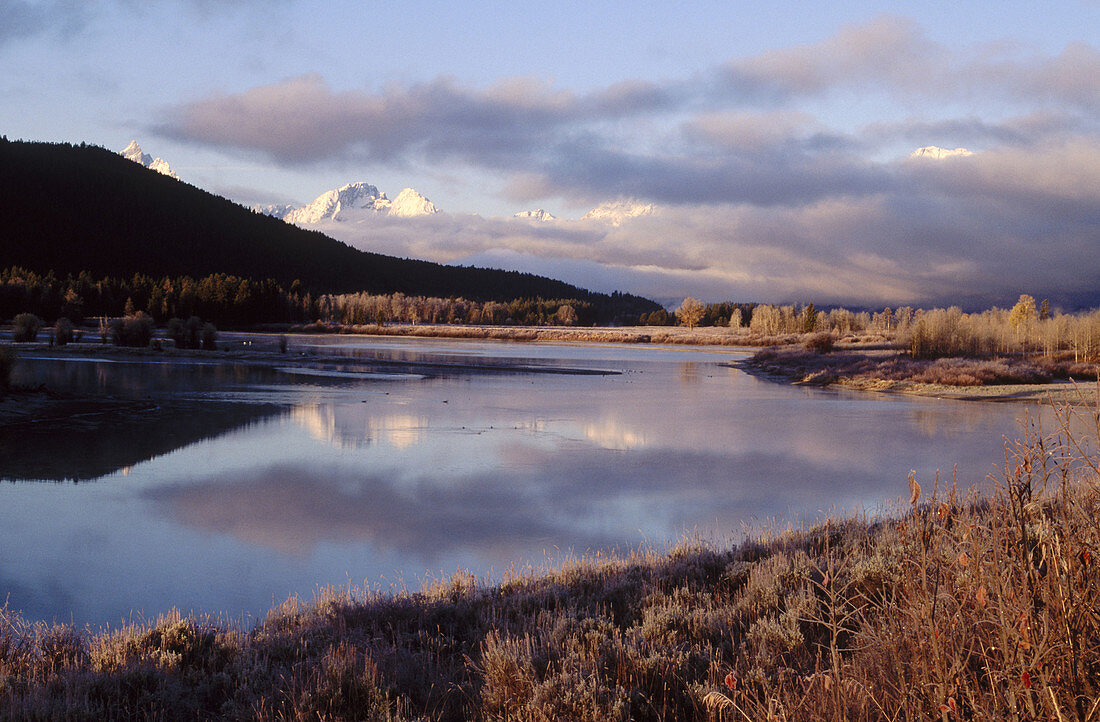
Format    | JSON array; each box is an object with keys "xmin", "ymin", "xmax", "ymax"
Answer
[{"xmin": 1, "ymin": 400, "xmax": 282, "ymax": 482}]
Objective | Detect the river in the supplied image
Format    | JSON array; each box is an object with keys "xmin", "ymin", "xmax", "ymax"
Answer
[{"xmin": 0, "ymin": 334, "xmax": 1046, "ymax": 628}]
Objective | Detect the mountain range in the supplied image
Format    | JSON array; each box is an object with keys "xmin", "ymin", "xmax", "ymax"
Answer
[
  {"xmin": 239, "ymin": 173, "xmax": 654, "ymax": 228},
  {"xmin": 255, "ymin": 182, "xmax": 441, "ymax": 224},
  {"xmin": 122, "ymin": 139, "xmax": 660, "ymax": 229},
  {"xmin": 259, "ymin": 181, "xmax": 657, "ymax": 228},
  {"xmin": 0, "ymin": 138, "xmax": 659, "ymax": 317}
]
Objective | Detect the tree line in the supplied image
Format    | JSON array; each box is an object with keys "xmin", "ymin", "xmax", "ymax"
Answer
[
  {"xmin": 896, "ymin": 296, "xmax": 1100, "ymax": 361},
  {"xmin": 0, "ymin": 267, "xmax": 639, "ymax": 328},
  {"xmin": 6, "ymin": 267, "xmax": 1095, "ymax": 360},
  {"xmin": 666, "ymin": 295, "xmax": 1100, "ymax": 361}
]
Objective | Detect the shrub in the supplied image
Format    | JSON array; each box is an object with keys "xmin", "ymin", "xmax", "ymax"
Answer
[
  {"xmin": 111, "ymin": 312, "xmax": 154, "ymax": 347},
  {"xmin": 168, "ymin": 316, "xmax": 214, "ymax": 349},
  {"xmin": 166, "ymin": 318, "xmax": 186, "ymax": 348},
  {"xmin": 55, "ymin": 317, "xmax": 74, "ymax": 346},
  {"xmin": 12, "ymin": 313, "xmax": 41, "ymax": 342},
  {"xmin": 802, "ymin": 332, "xmax": 834, "ymax": 354}
]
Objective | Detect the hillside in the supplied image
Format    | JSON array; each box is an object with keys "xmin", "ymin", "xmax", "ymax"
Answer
[{"xmin": 0, "ymin": 139, "xmax": 658, "ymax": 314}]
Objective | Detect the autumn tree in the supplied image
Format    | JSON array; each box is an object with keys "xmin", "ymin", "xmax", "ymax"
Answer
[
  {"xmin": 750, "ymin": 305, "xmax": 781, "ymax": 336},
  {"xmin": 676, "ymin": 297, "xmax": 706, "ymax": 329},
  {"xmin": 1009, "ymin": 294, "xmax": 1037, "ymax": 345},
  {"xmin": 555, "ymin": 304, "xmax": 577, "ymax": 326}
]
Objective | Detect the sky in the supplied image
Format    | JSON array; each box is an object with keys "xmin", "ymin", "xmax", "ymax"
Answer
[{"xmin": 2, "ymin": 0, "xmax": 1098, "ymax": 308}]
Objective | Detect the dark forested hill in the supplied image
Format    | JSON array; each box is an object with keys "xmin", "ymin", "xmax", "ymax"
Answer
[{"xmin": 0, "ymin": 139, "xmax": 658, "ymax": 315}]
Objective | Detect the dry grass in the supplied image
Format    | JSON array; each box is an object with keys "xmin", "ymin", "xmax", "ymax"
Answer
[
  {"xmin": 290, "ymin": 321, "xmax": 810, "ymax": 348},
  {"xmin": 750, "ymin": 345, "xmax": 1100, "ymax": 388},
  {"xmin": 3, "ymin": 396, "xmax": 1100, "ymax": 720}
]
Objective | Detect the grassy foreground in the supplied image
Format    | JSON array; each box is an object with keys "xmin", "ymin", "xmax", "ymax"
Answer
[{"xmin": 3, "ymin": 400, "xmax": 1100, "ymax": 720}]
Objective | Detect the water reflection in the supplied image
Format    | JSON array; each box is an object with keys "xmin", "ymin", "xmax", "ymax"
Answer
[
  {"xmin": 0, "ymin": 337, "xmax": 1053, "ymax": 628},
  {"xmin": 910, "ymin": 402, "xmax": 1010, "ymax": 438},
  {"xmin": 292, "ymin": 405, "xmax": 427, "ymax": 449},
  {"xmin": 678, "ymin": 361, "xmax": 703, "ymax": 385},
  {"xmin": 0, "ymin": 401, "xmax": 282, "ymax": 482},
  {"xmin": 581, "ymin": 419, "xmax": 648, "ymax": 450}
]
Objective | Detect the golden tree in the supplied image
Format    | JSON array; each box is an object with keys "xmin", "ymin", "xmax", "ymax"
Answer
[
  {"xmin": 1009, "ymin": 293, "xmax": 1036, "ymax": 345},
  {"xmin": 676, "ymin": 297, "xmax": 706, "ymax": 329}
]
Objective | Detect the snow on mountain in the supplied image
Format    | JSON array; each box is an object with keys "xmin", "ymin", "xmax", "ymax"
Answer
[
  {"xmin": 909, "ymin": 146, "xmax": 973, "ymax": 160},
  {"xmin": 147, "ymin": 158, "xmax": 176, "ymax": 176},
  {"xmin": 514, "ymin": 209, "xmax": 557, "ymax": 222},
  {"xmin": 251, "ymin": 203, "xmax": 297, "ymax": 217},
  {"xmin": 388, "ymin": 188, "xmax": 439, "ymax": 217},
  {"xmin": 120, "ymin": 140, "xmax": 178, "ymax": 179},
  {"xmin": 121, "ymin": 140, "xmax": 151, "ymax": 166},
  {"xmin": 581, "ymin": 200, "xmax": 656, "ymax": 226},
  {"xmin": 283, "ymin": 182, "xmax": 387, "ymax": 224},
  {"xmin": 272, "ymin": 182, "xmax": 440, "ymax": 225}
]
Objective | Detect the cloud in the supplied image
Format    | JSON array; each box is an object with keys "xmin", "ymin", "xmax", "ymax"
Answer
[
  {"xmin": 155, "ymin": 15, "xmax": 1099, "ymax": 308},
  {"xmin": 160, "ymin": 73, "xmax": 614, "ymax": 167},
  {"xmin": 718, "ymin": 15, "xmax": 941, "ymax": 101},
  {"xmin": 860, "ymin": 112, "xmax": 1093, "ymax": 150},
  {"xmin": 716, "ymin": 15, "xmax": 1100, "ymax": 114},
  {"xmin": 157, "ymin": 16, "xmax": 1099, "ymax": 186},
  {"xmin": 296, "ymin": 134, "xmax": 1099, "ymax": 309},
  {"xmin": 530, "ymin": 135, "xmax": 892, "ymax": 207}
]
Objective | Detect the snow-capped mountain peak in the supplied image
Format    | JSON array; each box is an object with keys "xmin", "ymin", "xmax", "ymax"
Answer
[
  {"xmin": 388, "ymin": 188, "xmax": 439, "ymax": 217},
  {"xmin": 514, "ymin": 209, "xmax": 557, "ymax": 222},
  {"xmin": 909, "ymin": 146, "xmax": 973, "ymax": 160},
  {"xmin": 284, "ymin": 182, "xmax": 386, "ymax": 224},
  {"xmin": 121, "ymin": 140, "xmax": 151, "ymax": 166},
  {"xmin": 120, "ymin": 140, "xmax": 178, "ymax": 179},
  {"xmin": 271, "ymin": 181, "xmax": 440, "ymax": 226},
  {"xmin": 581, "ymin": 199, "xmax": 656, "ymax": 226}
]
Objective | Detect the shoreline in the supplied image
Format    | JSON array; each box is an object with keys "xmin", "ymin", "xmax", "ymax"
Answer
[
  {"xmin": 266, "ymin": 321, "xmax": 795, "ymax": 347},
  {"xmin": 735, "ymin": 359, "xmax": 1092, "ymax": 403},
  {"xmin": 740, "ymin": 344, "xmax": 1100, "ymax": 404}
]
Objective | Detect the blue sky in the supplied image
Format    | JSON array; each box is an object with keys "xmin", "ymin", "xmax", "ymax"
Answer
[{"xmin": 3, "ymin": 0, "xmax": 1098, "ymax": 306}]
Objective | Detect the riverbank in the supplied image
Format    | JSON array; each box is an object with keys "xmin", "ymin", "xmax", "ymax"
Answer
[
  {"xmin": 743, "ymin": 344, "xmax": 1100, "ymax": 402},
  {"xmin": 0, "ymin": 397, "xmax": 1096, "ymax": 720},
  {"xmin": 267, "ymin": 321, "xmax": 826, "ymax": 347}
]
